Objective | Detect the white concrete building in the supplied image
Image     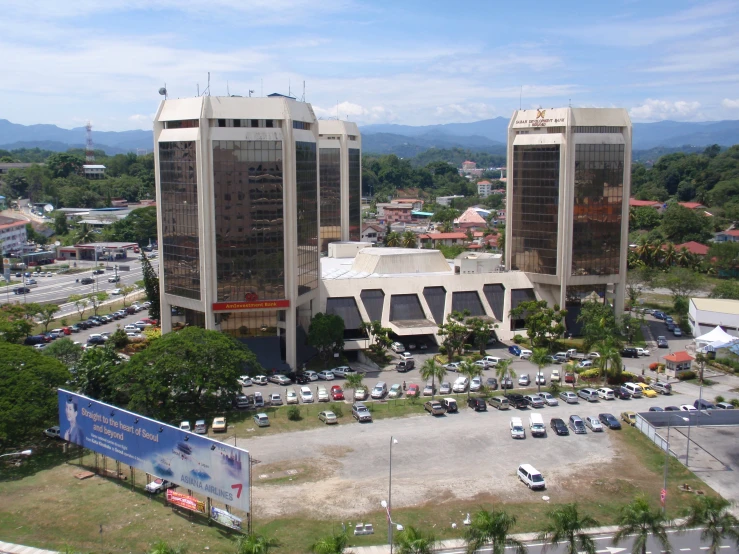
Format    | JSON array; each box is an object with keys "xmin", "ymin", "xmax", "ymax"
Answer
[
  {"xmin": 436, "ymin": 195, "xmax": 466, "ymax": 207},
  {"xmin": 0, "ymin": 215, "xmax": 27, "ymax": 255},
  {"xmin": 689, "ymin": 298, "xmax": 739, "ymax": 338},
  {"xmin": 506, "ymin": 107, "xmax": 632, "ymax": 333},
  {"xmin": 153, "ymin": 94, "xmax": 329, "ymax": 371},
  {"xmin": 83, "ymin": 164, "xmax": 106, "ymax": 179},
  {"xmin": 318, "ymin": 120, "xmax": 362, "ymax": 252}
]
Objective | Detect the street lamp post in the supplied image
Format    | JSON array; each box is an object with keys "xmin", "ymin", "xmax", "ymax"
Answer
[
  {"xmin": 385, "ymin": 436, "xmax": 399, "ymax": 553},
  {"xmin": 380, "ymin": 500, "xmax": 404, "ymax": 554},
  {"xmin": 0, "ymin": 449, "xmax": 32, "ymax": 459},
  {"xmin": 662, "ymin": 415, "xmax": 688, "ymax": 514}
]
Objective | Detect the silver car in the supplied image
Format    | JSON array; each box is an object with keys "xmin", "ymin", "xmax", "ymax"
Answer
[
  {"xmin": 559, "ymin": 391, "xmax": 579, "ymax": 404},
  {"xmin": 538, "ymin": 392, "xmax": 559, "ymax": 406}
]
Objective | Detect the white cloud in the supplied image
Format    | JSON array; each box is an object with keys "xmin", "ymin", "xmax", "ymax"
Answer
[
  {"xmin": 128, "ymin": 114, "xmax": 154, "ymax": 124},
  {"xmin": 313, "ymin": 102, "xmax": 395, "ymax": 124},
  {"xmin": 629, "ymin": 99, "xmax": 703, "ymax": 122},
  {"xmin": 722, "ymin": 98, "xmax": 739, "ymax": 109}
]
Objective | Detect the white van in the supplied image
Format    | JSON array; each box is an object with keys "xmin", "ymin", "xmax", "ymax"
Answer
[
  {"xmin": 510, "ymin": 417, "xmax": 525, "ymax": 439},
  {"xmin": 371, "ymin": 382, "xmax": 388, "ymax": 399},
  {"xmin": 482, "ymin": 356, "xmax": 501, "ymax": 366},
  {"xmin": 517, "ymin": 464, "xmax": 546, "ymax": 490},
  {"xmin": 623, "ymin": 382, "xmax": 643, "ymax": 398},
  {"xmin": 529, "ymin": 413, "xmax": 546, "ymax": 437}
]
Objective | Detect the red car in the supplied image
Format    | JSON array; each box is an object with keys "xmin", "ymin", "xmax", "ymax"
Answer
[
  {"xmin": 141, "ymin": 318, "xmax": 159, "ymax": 325},
  {"xmin": 406, "ymin": 383, "xmax": 420, "ymax": 398},
  {"xmin": 564, "ymin": 372, "xmax": 576, "ymax": 384},
  {"xmin": 330, "ymin": 385, "xmax": 344, "ymax": 401}
]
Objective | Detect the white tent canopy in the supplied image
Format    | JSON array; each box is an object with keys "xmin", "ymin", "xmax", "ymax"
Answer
[{"xmin": 695, "ymin": 326, "xmax": 735, "ymax": 350}]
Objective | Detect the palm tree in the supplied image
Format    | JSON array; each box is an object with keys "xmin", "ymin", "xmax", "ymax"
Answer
[
  {"xmin": 74, "ymin": 222, "xmax": 96, "ymax": 244},
  {"xmin": 235, "ymin": 533, "xmax": 280, "ymax": 554},
  {"xmin": 420, "ymin": 358, "xmax": 447, "ymax": 399},
  {"xmin": 613, "ymin": 497, "xmax": 671, "ymax": 554},
  {"xmin": 149, "ymin": 541, "xmax": 187, "ymax": 554},
  {"xmin": 495, "ymin": 359, "xmax": 516, "ymax": 397},
  {"xmin": 401, "ymin": 230, "xmax": 418, "ymax": 248},
  {"xmin": 601, "ymin": 342, "xmax": 623, "ymax": 384},
  {"xmin": 663, "ymin": 243, "xmax": 678, "ymax": 267},
  {"xmin": 345, "ymin": 373, "xmax": 365, "ymax": 400},
  {"xmin": 460, "ymin": 360, "xmax": 483, "ymax": 399},
  {"xmin": 385, "ymin": 231, "xmax": 402, "ymax": 247},
  {"xmin": 394, "ymin": 525, "xmax": 437, "ymax": 554},
  {"xmin": 310, "ymin": 531, "xmax": 351, "ymax": 554},
  {"xmin": 681, "ymin": 496, "xmax": 739, "ymax": 554},
  {"xmin": 530, "ymin": 347, "xmax": 550, "ymax": 394},
  {"xmin": 538, "ymin": 503, "xmax": 598, "ymax": 554},
  {"xmin": 464, "ymin": 508, "xmax": 527, "ymax": 554}
]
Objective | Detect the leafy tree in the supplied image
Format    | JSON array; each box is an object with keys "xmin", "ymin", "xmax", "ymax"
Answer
[
  {"xmin": 467, "ymin": 317, "xmax": 498, "ymax": 355},
  {"xmin": 37, "ymin": 303, "xmax": 60, "ymax": 332},
  {"xmin": 307, "ymin": 313, "xmax": 345, "ymax": 364},
  {"xmin": 419, "ymin": 358, "xmax": 446, "ymax": 399},
  {"xmin": 538, "ymin": 503, "xmax": 598, "ymax": 554},
  {"xmin": 613, "ymin": 497, "xmax": 672, "ymax": 554},
  {"xmin": 309, "ymin": 531, "xmax": 351, "ymax": 554},
  {"xmin": 109, "ymin": 327, "xmax": 130, "ymax": 349},
  {"xmin": 509, "ymin": 300, "xmax": 566, "ymax": 348},
  {"xmin": 626, "ymin": 268, "xmax": 657, "ymax": 308},
  {"xmin": 464, "ymin": 508, "xmax": 526, "ymax": 554},
  {"xmin": 400, "ymin": 230, "xmax": 418, "ymax": 248},
  {"xmin": 103, "ymin": 206, "xmax": 158, "ymax": 245},
  {"xmin": 707, "ymin": 242, "xmax": 739, "ymax": 274},
  {"xmin": 0, "ymin": 303, "xmax": 34, "ymax": 343},
  {"xmin": 42, "ymin": 337, "xmax": 84, "ymax": 367},
  {"xmin": 46, "ymin": 152, "xmax": 84, "ymax": 178},
  {"xmin": 710, "ymin": 280, "xmax": 739, "ymax": 300},
  {"xmin": 87, "ymin": 291, "xmax": 109, "ymax": 316},
  {"xmin": 119, "ymin": 284, "xmax": 137, "ymax": 307},
  {"xmin": 459, "ymin": 360, "xmax": 482, "ymax": 399},
  {"xmin": 681, "ymin": 496, "xmax": 739, "ymax": 554},
  {"xmin": 661, "ymin": 204, "xmax": 712, "ymax": 244},
  {"xmin": 74, "ymin": 222, "xmax": 96, "ymax": 244},
  {"xmin": 630, "ymin": 207, "xmax": 662, "ymax": 231},
  {"xmin": 25, "ymin": 223, "xmax": 46, "ymax": 245},
  {"xmin": 577, "ymin": 302, "xmax": 620, "ymax": 351},
  {"xmin": 0, "ymin": 342, "xmax": 70, "ymax": 446},
  {"xmin": 394, "ymin": 525, "xmax": 437, "ymax": 554},
  {"xmin": 235, "ymin": 533, "xmax": 279, "ymax": 554},
  {"xmin": 360, "ymin": 320, "xmax": 392, "ymax": 356},
  {"xmin": 437, "ymin": 313, "xmax": 469, "ymax": 362},
  {"xmin": 141, "ymin": 253, "xmax": 161, "ymax": 320},
  {"xmin": 385, "ymin": 231, "xmax": 402, "ymax": 247},
  {"xmin": 660, "ymin": 267, "xmax": 707, "ymax": 303},
  {"xmin": 118, "ymin": 327, "xmax": 261, "ymax": 421},
  {"xmin": 70, "ymin": 344, "xmax": 124, "ymax": 403},
  {"xmin": 53, "ymin": 212, "xmax": 68, "ymax": 236},
  {"xmin": 68, "ymin": 294, "xmax": 89, "ymax": 321},
  {"xmin": 530, "ymin": 348, "xmax": 550, "ymax": 394}
]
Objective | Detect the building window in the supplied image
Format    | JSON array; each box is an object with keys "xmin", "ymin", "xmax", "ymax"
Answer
[
  {"xmin": 483, "ymin": 284, "xmax": 505, "ymax": 321},
  {"xmin": 348, "ymin": 148, "xmax": 361, "ymax": 241},
  {"xmin": 573, "ymin": 126, "xmax": 622, "ymax": 133},
  {"xmin": 571, "ymin": 144, "xmax": 624, "ymax": 276},
  {"xmin": 164, "ymin": 120, "xmax": 199, "ymax": 129},
  {"xmin": 510, "ymin": 145, "xmax": 560, "ymax": 275},
  {"xmin": 159, "ymin": 141, "xmax": 201, "ymax": 300},
  {"xmin": 213, "ymin": 140, "xmax": 285, "ymax": 302},
  {"xmin": 293, "ymin": 121, "xmax": 311, "ymax": 130},
  {"xmin": 348, "ymin": 135, "xmax": 357, "ymax": 141},
  {"xmin": 360, "ymin": 289, "xmax": 385, "ymax": 322},
  {"xmin": 390, "ymin": 294, "xmax": 425, "ymax": 321},
  {"xmin": 452, "ymin": 291, "xmax": 486, "ymax": 316},
  {"xmin": 319, "ymin": 147, "xmax": 341, "ymax": 253},
  {"xmin": 295, "ymin": 141, "xmax": 319, "ymax": 296},
  {"xmin": 423, "ymin": 287, "xmax": 446, "ymax": 324}
]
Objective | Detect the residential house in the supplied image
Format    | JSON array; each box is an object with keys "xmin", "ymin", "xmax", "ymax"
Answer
[
  {"xmin": 715, "ymin": 229, "xmax": 739, "ymax": 243},
  {"xmin": 418, "ymin": 232, "xmax": 468, "ymax": 248},
  {"xmin": 455, "ymin": 206, "xmax": 488, "ymax": 230},
  {"xmin": 391, "ymin": 198, "xmax": 424, "ymax": 211},
  {"xmin": 377, "ymin": 203, "xmax": 413, "ymax": 225},
  {"xmin": 361, "ymin": 224, "xmax": 384, "ymax": 245},
  {"xmin": 674, "ymin": 241, "xmax": 709, "ymax": 256}
]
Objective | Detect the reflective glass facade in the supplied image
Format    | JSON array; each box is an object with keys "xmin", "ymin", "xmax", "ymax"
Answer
[
  {"xmin": 348, "ymin": 148, "xmax": 361, "ymax": 241},
  {"xmin": 319, "ymin": 147, "xmax": 341, "ymax": 253},
  {"xmin": 423, "ymin": 286, "xmax": 446, "ymax": 324},
  {"xmin": 452, "ymin": 291, "xmax": 486, "ymax": 316},
  {"xmin": 510, "ymin": 145, "xmax": 560, "ymax": 275},
  {"xmin": 219, "ymin": 311, "xmax": 279, "ymax": 338},
  {"xmin": 159, "ymin": 141, "xmax": 201, "ymax": 300},
  {"xmin": 572, "ymin": 144, "xmax": 624, "ymax": 276},
  {"xmin": 213, "ymin": 140, "xmax": 285, "ymax": 301},
  {"xmin": 295, "ymin": 141, "xmax": 319, "ymax": 295},
  {"xmin": 389, "ymin": 294, "xmax": 425, "ymax": 321},
  {"xmin": 360, "ymin": 289, "xmax": 385, "ymax": 322}
]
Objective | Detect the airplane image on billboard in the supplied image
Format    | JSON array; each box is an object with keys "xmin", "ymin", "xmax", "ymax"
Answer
[{"xmin": 58, "ymin": 389, "xmax": 250, "ymax": 513}]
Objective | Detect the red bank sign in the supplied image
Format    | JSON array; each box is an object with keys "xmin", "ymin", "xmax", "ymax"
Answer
[{"xmin": 212, "ymin": 299, "xmax": 290, "ymax": 312}]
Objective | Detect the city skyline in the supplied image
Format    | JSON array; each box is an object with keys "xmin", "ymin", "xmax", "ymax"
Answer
[{"xmin": 1, "ymin": 0, "xmax": 738, "ymax": 131}]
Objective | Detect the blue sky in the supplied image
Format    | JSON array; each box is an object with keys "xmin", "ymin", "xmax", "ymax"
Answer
[{"xmin": 1, "ymin": 0, "xmax": 738, "ymax": 131}]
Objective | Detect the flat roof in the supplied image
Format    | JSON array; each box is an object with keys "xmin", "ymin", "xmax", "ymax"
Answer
[
  {"xmin": 321, "ymin": 255, "xmax": 454, "ymax": 280},
  {"xmin": 691, "ymin": 298, "xmax": 739, "ymax": 316}
]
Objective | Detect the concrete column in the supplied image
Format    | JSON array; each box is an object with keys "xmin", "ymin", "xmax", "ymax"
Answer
[
  {"xmin": 285, "ymin": 306, "xmax": 297, "ymax": 370},
  {"xmin": 340, "ymin": 135, "xmax": 350, "ymax": 241},
  {"xmin": 198, "ymin": 111, "xmax": 217, "ymax": 329}
]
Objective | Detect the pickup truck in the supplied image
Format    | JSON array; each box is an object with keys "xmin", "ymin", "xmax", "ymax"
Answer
[{"xmin": 566, "ymin": 349, "xmax": 586, "ymax": 361}]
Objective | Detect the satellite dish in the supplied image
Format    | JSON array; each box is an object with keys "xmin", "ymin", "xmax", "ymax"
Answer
[
  {"xmin": 54, "ymin": 241, "xmax": 61, "ymax": 246},
  {"xmin": 158, "ymin": 87, "xmax": 167, "ymax": 96}
]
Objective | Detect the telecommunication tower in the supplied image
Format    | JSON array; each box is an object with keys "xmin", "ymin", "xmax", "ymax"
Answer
[{"xmin": 85, "ymin": 121, "xmax": 95, "ymax": 164}]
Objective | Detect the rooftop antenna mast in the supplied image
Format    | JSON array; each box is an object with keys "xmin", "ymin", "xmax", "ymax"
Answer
[
  {"xmin": 288, "ymin": 78, "xmax": 291, "ymax": 97},
  {"xmin": 519, "ymin": 85, "xmax": 522, "ymax": 110},
  {"xmin": 301, "ymin": 80, "xmax": 305, "ymax": 102},
  {"xmin": 227, "ymin": 81, "xmax": 230, "ymax": 96},
  {"xmin": 85, "ymin": 121, "xmax": 94, "ymax": 164}
]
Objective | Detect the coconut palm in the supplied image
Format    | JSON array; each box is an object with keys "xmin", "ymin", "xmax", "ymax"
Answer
[
  {"xmin": 538, "ymin": 503, "xmax": 598, "ymax": 554},
  {"xmin": 420, "ymin": 358, "xmax": 446, "ymax": 399},
  {"xmin": 464, "ymin": 508, "xmax": 527, "ymax": 554},
  {"xmin": 74, "ymin": 222, "xmax": 96, "ymax": 244},
  {"xmin": 310, "ymin": 531, "xmax": 351, "ymax": 554},
  {"xmin": 394, "ymin": 525, "xmax": 437, "ymax": 554},
  {"xmin": 681, "ymin": 496, "xmax": 739, "ymax": 554},
  {"xmin": 594, "ymin": 342, "xmax": 622, "ymax": 385},
  {"xmin": 495, "ymin": 359, "xmax": 516, "ymax": 397},
  {"xmin": 613, "ymin": 497, "xmax": 671, "ymax": 554},
  {"xmin": 401, "ymin": 230, "xmax": 418, "ymax": 248},
  {"xmin": 235, "ymin": 533, "xmax": 280, "ymax": 554},
  {"xmin": 149, "ymin": 541, "xmax": 187, "ymax": 554},
  {"xmin": 459, "ymin": 360, "xmax": 483, "ymax": 399},
  {"xmin": 663, "ymin": 243, "xmax": 678, "ymax": 267},
  {"xmin": 345, "ymin": 373, "xmax": 365, "ymax": 400},
  {"xmin": 530, "ymin": 347, "xmax": 550, "ymax": 394},
  {"xmin": 385, "ymin": 231, "xmax": 402, "ymax": 247}
]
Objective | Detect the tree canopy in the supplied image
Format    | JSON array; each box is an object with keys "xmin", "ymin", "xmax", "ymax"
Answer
[{"xmin": 307, "ymin": 312, "xmax": 345, "ymax": 363}]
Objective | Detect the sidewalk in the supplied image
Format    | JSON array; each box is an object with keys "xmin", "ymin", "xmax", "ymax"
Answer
[{"xmin": 0, "ymin": 542, "xmax": 58, "ymax": 554}]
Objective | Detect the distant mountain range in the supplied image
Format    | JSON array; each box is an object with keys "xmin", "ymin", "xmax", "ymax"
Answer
[{"xmin": 1, "ymin": 116, "xmax": 737, "ymax": 157}]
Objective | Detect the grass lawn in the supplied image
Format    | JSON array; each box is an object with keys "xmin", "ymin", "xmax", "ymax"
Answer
[{"xmin": 0, "ymin": 414, "xmax": 716, "ymax": 554}]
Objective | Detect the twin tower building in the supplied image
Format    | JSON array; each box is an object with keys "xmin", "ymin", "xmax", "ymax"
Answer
[{"xmin": 153, "ymin": 96, "xmax": 631, "ymax": 371}]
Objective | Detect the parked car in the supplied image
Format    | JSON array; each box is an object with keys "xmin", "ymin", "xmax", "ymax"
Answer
[
  {"xmin": 637, "ymin": 383, "xmax": 658, "ymax": 398},
  {"xmin": 237, "ymin": 376, "xmax": 253, "ymax": 387},
  {"xmin": 597, "ymin": 387, "xmax": 615, "ymax": 400},
  {"xmin": 253, "ymin": 413, "xmax": 270, "ymax": 427},
  {"xmin": 694, "ymin": 399, "xmax": 715, "ymax": 410},
  {"xmin": 317, "ymin": 387, "xmax": 329, "ymax": 402},
  {"xmin": 518, "ymin": 464, "xmax": 546, "ymax": 490},
  {"xmin": 425, "ymin": 400, "xmax": 445, "ymax": 415},
  {"xmin": 423, "ymin": 382, "xmax": 436, "ymax": 396},
  {"xmin": 388, "ymin": 384, "xmax": 403, "ymax": 399},
  {"xmin": 233, "ymin": 394, "xmax": 250, "ymax": 409},
  {"xmin": 538, "ymin": 392, "xmax": 558, "ymax": 406},
  {"xmin": 440, "ymin": 397, "xmax": 458, "ymax": 413},
  {"xmin": 489, "ymin": 396, "xmax": 510, "ymax": 410},
  {"xmin": 470, "ymin": 376, "xmax": 483, "ymax": 392},
  {"xmin": 510, "ymin": 417, "xmax": 526, "ymax": 439},
  {"xmin": 399, "ymin": 352, "xmax": 413, "ymax": 360},
  {"xmin": 518, "ymin": 374, "xmax": 530, "ymax": 386},
  {"xmin": 300, "ymin": 387, "xmax": 314, "ymax": 403},
  {"xmin": 506, "ymin": 393, "xmax": 528, "ymax": 409},
  {"xmin": 524, "ymin": 394, "xmax": 544, "ymax": 408},
  {"xmin": 286, "ymin": 389, "xmax": 298, "ymax": 404},
  {"xmin": 650, "ymin": 406, "xmax": 664, "ymax": 412},
  {"xmin": 657, "ymin": 336, "xmax": 669, "ymax": 348},
  {"xmin": 635, "ymin": 347, "xmax": 650, "ymax": 356},
  {"xmin": 653, "ymin": 311, "xmax": 666, "ymax": 320},
  {"xmin": 253, "ymin": 375, "xmax": 268, "ymax": 385},
  {"xmin": 179, "ymin": 421, "xmax": 191, "ymax": 431},
  {"xmin": 613, "ymin": 387, "xmax": 632, "ymax": 400},
  {"xmin": 559, "ymin": 391, "xmax": 578, "ymax": 404},
  {"xmin": 318, "ymin": 411, "xmax": 338, "ymax": 424},
  {"xmin": 212, "ymin": 417, "xmax": 227, "ymax": 432},
  {"xmin": 269, "ymin": 393, "xmax": 282, "ymax": 406},
  {"xmin": 331, "ymin": 366, "xmax": 353, "ymax": 377},
  {"xmin": 716, "ymin": 402, "xmax": 735, "ymax": 409},
  {"xmin": 550, "ymin": 368, "xmax": 561, "ymax": 382},
  {"xmin": 500, "ymin": 377, "xmax": 514, "ymax": 389},
  {"xmin": 564, "ymin": 372, "xmax": 576, "ymax": 384},
  {"xmin": 569, "ymin": 415, "xmax": 587, "ymax": 434},
  {"xmin": 519, "ymin": 349, "xmax": 533, "ymax": 359},
  {"xmin": 304, "ymin": 370, "xmax": 319, "ymax": 381},
  {"xmin": 578, "ymin": 388, "xmax": 599, "ymax": 403},
  {"xmin": 440, "ymin": 381, "xmax": 452, "ymax": 394},
  {"xmin": 468, "ymin": 397, "xmax": 487, "ymax": 412},
  {"xmin": 391, "ymin": 342, "xmax": 405, "ymax": 353},
  {"xmin": 673, "ymin": 328, "xmax": 683, "ymax": 337},
  {"xmin": 621, "ymin": 411, "xmax": 637, "ymax": 426},
  {"xmin": 577, "ymin": 360, "xmax": 593, "ymax": 369},
  {"xmin": 317, "ymin": 370, "xmax": 335, "ymax": 381},
  {"xmin": 43, "ymin": 426, "xmax": 62, "ymax": 439},
  {"xmin": 508, "ymin": 345, "xmax": 522, "ymax": 356},
  {"xmin": 550, "ymin": 418, "xmax": 569, "ymax": 436},
  {"xmin": 406, "ymin": 384, "xmax": 420, "ymax": 398},
  {"xmin": 585, "ymin": 416, "xmax": 604, "ymax": 432},
  {"xmin": 354, "ymin": 387, "xmax": 369, "ymax": 401},
  {"xmin": 621, "ymin": 347, "xmax": 639, "ymax": 358},
  {"xmin": 371, "ymin": 382, "xmax": 388, "ymax": 399},
  {"xmin": 485, "ymin": 377, "xmax": 498, "ymax": 390},
  {"xmin": 444, "ymin": 362, "xmax": 461, "ymax": 372},
  {"xmin": 146, "ymin": 478, "xmax": 177, "ymax": 494},
  {"xmin": 194, "ymin": 420, "xmax": 207, "ymax": 434},
  {"xmin": 268, "ymin": 374, "xmax": 291, "ymax": 385},
  {"xmin": 681, "ymin": 404, "xmax": 697, "ymax": 411},
  {"xmin": 598, "ymin": 413, "xmax": 622, "ymax": 430},
  {"xmin": 330, "ymin": 385, "xmax": 345, "ymax": 400},
  {"xmin": 481, "ymin": 356, "xmax": 501, "ymax": 366},
  {"xmin": 535, "ymin": 373, "xmax": 546, "ymax": 385},
  {"xmin": 352, "ymin": 402, "xmax": 372, "ymax": 422},
  {"xmin": 452, "ymin": 377, "xmax": 469, "ymax": 393}
]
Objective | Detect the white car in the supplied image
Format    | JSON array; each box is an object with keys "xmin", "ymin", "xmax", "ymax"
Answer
[
  {"xmin": 481, "ymin": 356, "xmax": 501, "ymax": 366},
  {"xmin": 452, "ymin": 377, "xmax": 469, "ymax": 393},
  {"xmin": 332, "ymin": 366, "xmax": 352, "ymax": 377},
  {"xmin": 146, "ymin": 478, "xmax": 176, "ymax": 494},
  {"xmin": 269, "ymin": 393, "xmax": 282, "ymax": 406},
  {"xmin": 550, "ymin": 368, "xmax": 561, "ymax": 382},
  {"xmin": 317, "ymin": 387, "xmax": 329, "ymax": 402},
  {"xmin": 597, "ymin": 387, "xmax": 615, "ymax": 400},
  {"xmin": 636, "ymin": 347, "xmax": 650, "ymax": 356},
  {"xmin": 179, "ymin": 421, "xmax": 191, "ymax": 431},
  {"xmin": 286, "ymin": 389, "xmax": 298, "ymax": 404},
  {"xmin": 400, "ymin": 352, "xmax": 413, "ymax": 360},
  {"xmin": 304, "ymin": 371, "xmax": 319, "ymax": 381},
  {"xmin": 111, "ymin": 288, "xmax": 122, "ymax": 295},
  {"xmin": 388, "ymin": 384, "xmax": 403, "ymax": 398},
  {"xmin": 470, "ymin": 376, "xmax": 482, "ymax": 392},
  {"xmin": 518, "ymin": 374, "xmax": 530, "ymax": 386},
  {"xmin": 680, "ymin": 405, "xmax": 697, "ymax": 412},
  {"xmin": 519, "ymin": 349, "xmax": 533, "ymax": 360},
  {"xmin": 300, "ymin": 387, "xmax": 314, "ymax": 403},
  {"xmin": 474, "ymin": 360, "xmax": 489, "ymax": 370},
  {"xmin": 253, "ymin": 413, "xmax": 270, "ymax": 427},
  {"xmin": 439, "ymin": 381, "xmax": 452, "ymax": 395},
  {"xmin": 391, "ymin": 342, "xmax": 405, "ymax": 353},
  {"xmin": 585, "ymin": 416, "xmax": 604, "ymax": 432},
  {"xmin": 444, "ymin": 362, "xmax": 461, "ymax": 372},
  {"xmin": 538, "ymin": 392, "xmax": 559, "ymax": 406},
  {"xmin": 317, "ymin": 370, "xmax": 335, "ymax": 380},
  {"xmin": 124, "ymin": 324, "xmax": 139, "ymax": 332},
  {"xmin": 588, "ymin": 352, "xmax": 601, "ymax": 359},
  {"xmin": 237, "ymin": 375, "xmax": 253, "ymax": 387},
  {"xmin": 253, "ymin": 375, "xmax": 268, "ymax": 385},
  {"xmin": 577, "ymin": 360, "xmax": 593, "ymax": 369},
  {"xmin": 535, "ymin": 373, "xmax": 546, "ymax": 385}
]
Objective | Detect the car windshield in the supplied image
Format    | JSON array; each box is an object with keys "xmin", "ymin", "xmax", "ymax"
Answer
[
  {"xmin": 513, "ymin": 426, "xmax": 523, "ymax": 432},
  {"xmin": 532, "ymin": 475, "xmax": 544, "ymax": 482}
]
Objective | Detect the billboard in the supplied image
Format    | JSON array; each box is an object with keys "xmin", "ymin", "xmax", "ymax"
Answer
[
  {"xmin": 167, "ymin": 490, "xmax": 206, "ymax": 514},
  {"xmin": 57, "ymin": 390, "xmax": 250, "ymax": 513},
  {"xmin": 211, "ymin": 507, "xmax": 243, "ymax": 531}
]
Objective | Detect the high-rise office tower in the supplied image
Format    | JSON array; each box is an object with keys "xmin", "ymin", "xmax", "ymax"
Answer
[
  {"xmin": 318, "ymin": 120, "xmax": 362, "ymax": 252},
  {"xmin": 153, "ymin": 95, "xmax": 322, "ymax": 370},
  {"xmin": 505, "ymin": 108, "xmax": 632, "ymax": 330}
]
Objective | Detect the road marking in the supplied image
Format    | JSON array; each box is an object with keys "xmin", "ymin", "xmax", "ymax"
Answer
[
  {"xmin": 719, "ymin": 547, "xmax": 730, "ymax": 550},
  {"xmin": 680, "ymin": 549, "xmax": 691, "ymax": 551},
  {"xmin": 700, "ymin": 548, "xmax": 709, "ymax": 551}
]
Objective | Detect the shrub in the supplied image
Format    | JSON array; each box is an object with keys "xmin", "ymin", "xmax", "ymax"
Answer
[
  {"xmin": 579, "ymin": 369, "xmax": 600, "ymax": 380},
  {"xmin": 548, "ymin": 382, "xmax": 562, "ymax": 396},
  {"xmin": 287, "ymin": 406, "xmax": 301, "ymax": 421},
  {"xmin": 715, "ymin": 395, "xmax": 725, "ymax": 404},
  {"xmin": 649, "ymin": 362, "xmax": 659, "ymax": 371},
  {"xmin": 513, "ymin": 334, "xmax": 525, "ymax": 344},
  {"xmin": 677, "ymin": 370, "xmax": 697, "ymax": 381},
  {"xmin": 731, "ymin": 399, "xmax": 739, "ymax": 408},
  {"xmin": 329, "ymin": 403, "xmax": 344, "ymax": 418},
  {"xmin": 439, "ymin": 345, "xmax": 447, "ymax": 355}
]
